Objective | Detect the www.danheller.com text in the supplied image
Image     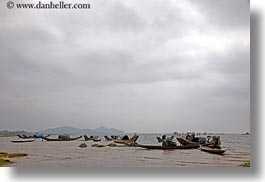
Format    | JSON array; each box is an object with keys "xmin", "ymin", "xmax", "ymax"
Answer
[{"xmin": 6, "ymin": 1, "xmax": 91, "ymax": 9}]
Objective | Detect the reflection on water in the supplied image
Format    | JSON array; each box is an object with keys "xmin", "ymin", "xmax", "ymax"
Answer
[{"xmin": 0, "ymin": 134, "xmax": 250, "ymax": 167}]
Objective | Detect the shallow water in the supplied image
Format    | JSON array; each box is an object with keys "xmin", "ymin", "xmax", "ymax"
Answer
[{"xmin": 0, "ymin": 134, "xmax": 250, "ymax": 167}]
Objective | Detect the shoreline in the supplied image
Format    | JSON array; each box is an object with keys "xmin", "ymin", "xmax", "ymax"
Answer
[{"xmin": 0, "ymin": 152, "xmax": 27, "ymax": 167}]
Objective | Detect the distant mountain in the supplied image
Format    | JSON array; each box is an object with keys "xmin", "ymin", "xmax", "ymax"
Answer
[
  {"xmin": 0, "ymin": 130, "xmax": 33, "ymax": 137},
  {"xmin": 38, "ymin": 127, "xmax": 82, "ymax": 135},
  {"xmin": 38, "ymin": 126, "xmax": 125, "ymax": 135},
  {"xmin": 94, "ymin": 126, "xmax": 125, "ymax": 135}
]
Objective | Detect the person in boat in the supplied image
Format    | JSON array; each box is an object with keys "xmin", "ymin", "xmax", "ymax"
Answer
[
  {"xmin": 58, "ymin": 135, "xmax": 70, "ymax": 140},
  {"xmin": 206, "ymin": 136, "xmax": 212, "ymax": 143},
  {"xmin": 190, "ymin": 133, "xmax": 200, "ymax": 142},
  {"xmin": 186, "ymin": 132, "xmax": 205, "ymax": 143},
  {"xmin": 111, "ymin": 135, "xmax": 118, "ymax": 139},
  {"xmin": 206, "ymin": 136, "xmax": 221, "ymax": 148},
  {"xmin": 162, "ymin": 135, "xmax": 176, "ymax": 147},
  {"xmin": 34, "ymin": 133, "xmax": 44, "ymax": 138}
]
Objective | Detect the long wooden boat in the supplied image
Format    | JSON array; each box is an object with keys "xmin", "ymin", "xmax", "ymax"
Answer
[
  {"xmin": 42, "ymin": 136, "xmax": 82, "ymax": 141},
  {"xmin": 104, "ymin": 134, "xmax": 139, "ymax": 145},
  {"xmin": 11, "ymin": 139, "xmax": 35, "ymax": 143},
  {"xmin": 176, "ymin": 137, "xmax": 200, "ymax": 147},
  {"xmin": 200, "ymin": 146, "xmax": 226, "ymax": 154},
  {"xmin": 17, "ymin": 134, "xmax": 50, "ymax": 139},
  {"xmin": 17, "ymin": 135, "xmax": 35, "ymax": 139},
  {"xmin": 138, "ymin": 144, "xmax": 199, "ymax": 150}
]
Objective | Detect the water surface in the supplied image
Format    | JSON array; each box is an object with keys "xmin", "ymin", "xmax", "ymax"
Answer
[{"xmin": 0, "ymin": 134, "xmax": 250, "ymax": 167}]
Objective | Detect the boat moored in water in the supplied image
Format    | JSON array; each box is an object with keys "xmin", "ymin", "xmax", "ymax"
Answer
[
  {"xmin": 17, "ymin": 134, "xmax": 50, "ymax": 139},
  {"xmin": 84, "ymin": 135, "xmax": 101, "ymax": 142},
  {"xmin": 42, "ymin": 135, "xmax": 82, "ymax": 141},
  {"xmin": 104, "ymin": 134, "xmax": 139, "ymax": 145},
  {"xmin": 138, "ymin": 144, "xmax": 199, "ymax": 150},
  {"xmin": 176, "ymin": 137, "xmax": 200, "ymax": 147},
  {"xmin": 200, "ymin": 146, "xmax": 226, "ymax": 154},
  {"xmin": 11, "ymin": 139, "xmax": 35, "ymax": 143}
]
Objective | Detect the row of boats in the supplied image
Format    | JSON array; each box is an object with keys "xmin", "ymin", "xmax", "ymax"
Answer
[
  {"xmin": 140, "ymin": 134, "xmax": 225, "ymax": 154},
  {"xmin": 12, "ymin": 133, "xmax": 226, "ymax": 155},
  {"xmin": 12, "ymin": 134, "xmax": 139, "ymax": 145}
]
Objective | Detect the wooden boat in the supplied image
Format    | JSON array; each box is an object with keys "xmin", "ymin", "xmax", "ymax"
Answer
[
  {"xmin": 93, "ymin": 138, "xmax": 101, "ymax": 142},
  {"xmin": 104, "ymin": 134, "xmax": 139, "ymax": 145},
  {"xmin": 42, "ymin": 135, "xmax": 82, "ymax": 141},
  {"xmin": 11, "ymin": 139, "xmax": 35, "ymax": 143},
  {"xmin": 17, "ymin": 134, "xmax": 50, "ymax": 139},
  {"xmin": 200, "ymin": 146, "xmax": 226, "ymax": 154},
  {"xmin": 104, "ymin": 136, "xmax": 113, "ymax": 141},
  {"xmin": 138, "ymin": 144, "xmax": 199, "ymax": 150},
  {"xmin": 176, "ymin": 137, "xmax": 200, "ymax": 147},
  {"xmin": 84, "ymin": 135, "xmax": 91, "ymax": 141},
  {"xmin": 17, "ymin": 135, "xmax": 35, "ymax": 139},
  {"xmin": 104, "ymin": 135, "xmax": 129, "ymax": 141},
  {"xmin": 84, "ymin": 135, "xmax": 101, "ymax": 142}
]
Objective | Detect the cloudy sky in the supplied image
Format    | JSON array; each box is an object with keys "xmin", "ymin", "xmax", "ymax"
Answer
[{"xmin": 0, "ymin": 0, "xmax": 249, "ymax": 133}]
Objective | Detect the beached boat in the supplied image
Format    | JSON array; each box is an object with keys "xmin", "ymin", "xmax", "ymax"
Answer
[
  {"xmin": 104, "ymin": 134, "xmax": 139, "ymax": 145},
  {"xmin": 42, "ymin": 135, "xmax": 82, "ymax": 141},
  {"xmin": 200, "ymin": 146, "xmax": 226, "ymax": 154},
  {"xmin": 11, "ymin": 139, "xmax": 35, "ymax": 143},
  {"xmin": 138, "ymin": 144, "xmax": 199, "ymax": 150}
]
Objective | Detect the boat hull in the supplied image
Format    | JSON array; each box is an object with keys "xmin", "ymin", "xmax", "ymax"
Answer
[
  {"xmin": 138, "ymin": 144, "xmax": 199, "ymax": 150},
  {"xmin": 42, "ymin": 136, "xmax": 82, "ymax": 141},
  {"xmin": 200, "ymin": 146, "xmax": 226, "ymax": 154},
  {"xmin": 11, "ymin": 139, "xmax": 35, "ymax": 143},
  {"xmin": 17, "ymin": 134, "xmax": 50, "ymax": 139},
  {"xmin": 104, "ymin": 135, "xmax": 139, "ymax": 145},
  {"xmin": 176, "ymin": 137, "xmax": 200, "ymax": 147}
]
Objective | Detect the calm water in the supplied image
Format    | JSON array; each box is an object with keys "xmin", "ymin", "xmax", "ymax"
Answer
[{"xmin": 0, "ymin": 134, "xmax": 250, "ymax": 167}]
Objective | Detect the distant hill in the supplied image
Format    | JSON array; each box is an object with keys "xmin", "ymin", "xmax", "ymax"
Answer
[
  {"xmin": 93, "ymin": 126, "xmax": 124, "ymax": 134},
  {"xmin": 38, "ymin": 126, "xmax": 125, "ymax": 135},
  {"xmin": 0, "ymin": 130, "xmax": 33, "ymax": 137}
]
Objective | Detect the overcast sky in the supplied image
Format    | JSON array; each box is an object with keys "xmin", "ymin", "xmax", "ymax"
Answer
[{"xmin": 0, "ymin": 0, "xmax": 249, "ymax": 133}]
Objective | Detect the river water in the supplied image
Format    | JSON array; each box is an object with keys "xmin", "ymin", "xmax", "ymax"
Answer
[{"xmin": 0, "ymin": 134, "xmax": 250, "ymax": 167}]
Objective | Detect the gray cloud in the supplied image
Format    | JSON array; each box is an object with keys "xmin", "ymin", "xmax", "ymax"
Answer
[
  {"xmin": 192, "ymin": 0, "xmax": 249, "ymax": 30},
  {"xmin": 0, "ymin": 0, "xmax": 249, "ymax": 133}
]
